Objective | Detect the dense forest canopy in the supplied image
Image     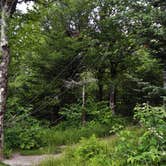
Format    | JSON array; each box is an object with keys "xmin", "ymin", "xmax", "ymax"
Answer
[
  {"xmin": 0, "ymin": 0, "xmax": 165, "ymax": 165},
  {"xmin": 7, "ymin": 0, "xmax": 165, "ymax": 120}
]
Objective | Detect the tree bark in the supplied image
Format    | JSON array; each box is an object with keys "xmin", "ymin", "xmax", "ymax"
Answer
[
  {"xmin": 109, "ymin": 62, "xmax": 117, "ymax": 115},
  {"xmin": 97, "ymin": 68, "xmax": 104, "ymax": 101},
  {"xmin": 163, "ymin": 69, "xmax": 166, "ymax": 107},
  {"xmin": 109, "ymin": 84, "xmax": 116, "ymax": 115},
  {"xmin": 0, "ymin": 6, "xmax": 10, "ymax": 160},
  {"xmin": 82, "ymin": 82, "xmax": 86, "ymax": 125}
]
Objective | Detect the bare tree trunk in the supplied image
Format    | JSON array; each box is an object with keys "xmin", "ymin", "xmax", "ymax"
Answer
[
  {"xmin": 163, "ymin": 70, "xmax": 166, "ymax": 107},
  {"xmin": 0, "ymin": 6, "xmax": 10, "ymax": 160},
  {"xmin": 97, "ymin": 68, "xmax": 104, "ymax": 101},
  {"xmin": 109, "ymin": 62, "xmax": 117, "ymax": 115},
  {"xmin": 109, "ymin": 84, "xmax": 115, "ymax": 115},
  {"xmin": 82, "ymin": 82, "xmax": 86, "ymax": 125}
]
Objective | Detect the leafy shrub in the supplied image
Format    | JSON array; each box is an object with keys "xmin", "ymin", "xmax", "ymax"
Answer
[
  {"xmin": 109, "ymin": 123, "xmax": 124, "ymax": 134},
  {"xmin": 41, "ymin": 100, "xmax": 127, "ymax": 149},
  {"xmin": 107, "ymin": 104, "xmax": 166, "ymax": 166},
  {"xmin": 134, "ymin": 104, "xmax": 165, "ymax": 150},
  {"xmin": 74, "ymin": 135, "xmax": 106, "ymax": 161},
  {"xmin": 59, "ymin": 99, "xmax": 126, "ymax": 137},
  {"xmin": 5, "ymin": 116, "xmax": 46, "ymax": 150},
  {"xmin": 39, "ymin": 127, "xmax": 144, "ymax": 166},
  {"xmin": 133, "ymin": 104, "xmax": 166, "ymax": 165},
  {"xmin": 60, "ymin": 100, "xmax": 113, "ymax": 126},
  {"xmin": 115, "ymin": 130, "xmax": 140, "ymax": 163},
  {"xmin": 39, "ymin": 135, "xmax": 112, "ymax": 166},
  {"xmin": 134, "ymin": 103, "xmax": 165, "ymax": 128},
  {"xmin": 115, "ymin": 104, "xmax": 166, "ymax": 165},
  {"xmin": 60, "ymin": 103, "xmax": 82, "ymax": 126},
  {"xmin": 3, "ymin": 147, "xmax": 12, "ymax": 159}
]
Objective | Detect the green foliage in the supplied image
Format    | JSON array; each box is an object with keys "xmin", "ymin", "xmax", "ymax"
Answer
[
  {"xmin": 3, "ymin": 148, "xmax": 12, "ymax": 159},
  {"xmin": 42, "ymin": 122, "xmax": 111, "ymax": 147},
  {"xmin": 4, "ymin": 99, "xmax": 126, "ymax": 157},
  {"xmin": 133, "ymin": 104, "xmax": 166, "ymax": 164},
  {"xmin": 60, "ymin": 100, "xmax": 126, "ymax": 126},
  {"xmin": 39, "ymin": 135, "xmax": 111, "ymax": 166},
  {"xmin": 3, "ymin": 0, "xmax": 165, "ymax": 164},
  {"xmin": 134, "ymin": 104, "xmax": 165, "ymax": 149},
  {"xmin": 7, "ymin": 0, "xmax": 164, "ymax": 125},
  {"xmin": 114, "ymin": 104, "xmax": 166, "ymax": 165},
  {"xmin": 109, "ymin": 123, "xmax": 124, "ymax": 134},
  {"xmin": 60, "ymin": 100, "xmax": 113, "ymax": 126},
  {"xmin": 39, "ymin": 121, "xmax": 166, "ymax": 165},
  {"xmin": 134, "ymin": 103, "xmax": 166, "ymax": 128},
  {"xmin": 73, "ymin": 135, "xmax": 106, "ymax": 161},
  {"xmin": 60, "ymin": 103, "xmax": 82, "ymax": 125},
  {"xmin": 39, "ymin": 127, "xmax": 140, "ymax": 166},
  {"xmin": 5, "ymin": 116, "xmax": 46, "ymax": 150}
]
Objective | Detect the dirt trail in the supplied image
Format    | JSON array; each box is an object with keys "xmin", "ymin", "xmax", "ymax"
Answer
[{"xmin": 3, "ymin": 153, "xmax": 62, "ymax": 166}]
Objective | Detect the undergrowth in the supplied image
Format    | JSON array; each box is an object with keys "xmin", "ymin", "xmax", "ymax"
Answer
[{"xmin": 39, "ymin": 104, "xmax": 166, "ymax": 166}]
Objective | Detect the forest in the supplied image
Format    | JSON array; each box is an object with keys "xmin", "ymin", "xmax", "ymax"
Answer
[{"xmin": 0, "ymin": 0, "xmax": 165, "ymax": 165}]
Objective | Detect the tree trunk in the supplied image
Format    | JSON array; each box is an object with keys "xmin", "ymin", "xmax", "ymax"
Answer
[
  {"xmin": 97, "ymin": 69, "xmax": 104, "ymax": 101},
  {"xmin": 109, "ymin": 84, "xmax": 116, "ymax": 115},
  {"xmin": 82, "ymin": 82, "xmax": 86, "ymax": 125},
  {"xmin": 109, "ymin": 62, "xmax": 117, "ymax": 115},
  {"xmin": 0, "ymin": 6, "xmax": 10, "ymax": 160},
  {"xmin": 163, "ymin": 69, "xmax": 166, "ymax": 107}
]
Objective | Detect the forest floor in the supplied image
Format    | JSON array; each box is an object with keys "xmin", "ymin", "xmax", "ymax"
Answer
[
  {"xmin": 3, "ymin": 151, "xmax": 63, "ymax": 166},
  {"xmin": 2, "ymin": 136, "xmax": 117, "ymax": 166},
  {"xmin": 1, "ymin": 131, "xmax": 127, "ymax": 166},
  {"xmin": 2, "ymin": 137, "xmax": 112, "ymax": 166},
  {"xmin": 2, "ymin": 127, "xmax": 138, "ymax": 166}
]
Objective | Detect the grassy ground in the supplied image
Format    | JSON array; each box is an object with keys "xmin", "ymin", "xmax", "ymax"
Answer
[
  {"xmin": 19, "ymin": 122, "xmax": 117, "ymax": 156},
  {"xmin": 1, "ymin": 126, "xmax": 144, "ymax": 166},
  {"xmin": 2, "ymin": 120, "xmax": 137, "ymax": 165},
  {"xmin": 38, "ymin": 126, "xmax": 144, "ymax": 166},
  {"xmin": 19, "ymin": 146, "xmax": 62, "ymax": 156}
]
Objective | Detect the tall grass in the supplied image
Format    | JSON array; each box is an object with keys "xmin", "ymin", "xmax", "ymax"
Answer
[
  {"xmin": 38, "ymin": 127, "xmax": 145, "ymax": 166},
  {"xmin": 18, "ymin": 121, "xmax": 112, "ymax": 156},
  {"xmin": 15, "ymin": 117, "xmax": 127, "ymax": 156},
  {"xmin": 42, "ymin": 122, "xmax": 111, "ymax": 147},
  {"xmin": 38, "ymin": 157, "xmax": 77, "ymax": 166}
]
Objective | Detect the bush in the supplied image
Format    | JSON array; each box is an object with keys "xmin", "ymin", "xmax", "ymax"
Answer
[
  {"xmin": 5, "ymin": 116, "xmax": 46, "ymax": 150},
  {"xmin": 40, "ymin": 103, "xmax": 127, "ymax": 149},
  {"xmin": 39, "ymin": 135, "xmax": 112, "ymax": 166},
  {"xmin": 74, "ymin": 135, "xmax": 106, "ymax": 160},
  {"xmin": 109, "ymin": 104, "xmax": 166, "ymax": 165},
  {"xmin": 60, "ymin": 100, "xmax": 114, "ymax": 126},
  {"xmin": 132, "ymin": 104, "xmax": 166, "ymax": 165},
  {"xmin": 41, "ymin": 125, "xmax": 166, "ymax": 166},
  {"xmin": 134, "ymin": 104, "xmax": 165, "ymax": 151}
]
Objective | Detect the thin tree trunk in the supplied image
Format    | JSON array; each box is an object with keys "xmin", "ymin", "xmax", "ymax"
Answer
[
  {"xmin": 82, "ymin": 82, "xmax": 86, "ymax": 125},
  {"xmin": 109, "ymin": 84, "xmax": 116, "ymax": 115},
  {"xmin": 163, "ymin": 69, "xmax": 166, "ymax": 107},
  {"xmin": 0, "ymin": 6, "xmax": 10, "ymax": 160},
  {"xmin": 109, "ymin": 62, "xmax": 117, "ymax": 115},
  {"xmin": 97, "ymin": 68, "xmax": 104, "ymax": 101}
]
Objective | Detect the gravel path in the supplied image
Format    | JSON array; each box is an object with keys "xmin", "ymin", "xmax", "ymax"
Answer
[{"xmin": 3, "ymin": 153, "xmax": 62, "ymax": 166}]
